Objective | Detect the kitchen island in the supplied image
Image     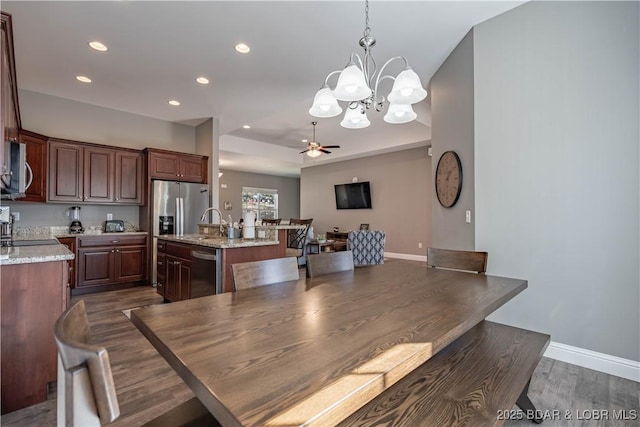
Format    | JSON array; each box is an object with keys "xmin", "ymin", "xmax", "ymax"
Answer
[
  {"xmin": 0, "ymin": 239, "xmax": 74, "ymax": 414},
  {"xmin": 156, "ymin": 231, "xmax": 289, "ymax": 298}
]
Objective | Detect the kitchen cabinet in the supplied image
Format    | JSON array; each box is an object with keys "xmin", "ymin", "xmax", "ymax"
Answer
[
  {"xmin": 48, "ymin": 139, "xmax": 143, "ymax": 205},
  {"xmin": 19, "ymin": 130, "xmax": 47, "ymax": 202},
  {"xmin": 157, "ymin": 240, "xmax": 193, "ymax": 302},
  {"xmin": 146, "ymin": 148, "xmax": 208, "ymax": 183},
  {"xmin": 76, "ymin": 234, "xmax": 147, "ymax": 294},
  {"xmin": 1, "ymin": 12, "xmax": 21, "ymax": 180},
  {"xmin": 1, "ymin": 259, "xmax": 68, "ymax": 414},
  {"xmin": 57, "ymin": 236, "xmax": 77, "ymax": 289}
]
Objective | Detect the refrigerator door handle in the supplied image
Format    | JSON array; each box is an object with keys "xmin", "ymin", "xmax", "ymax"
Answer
[{"xmin": 176, "ymin": 197, "xmax": 182, "ymax": 236}]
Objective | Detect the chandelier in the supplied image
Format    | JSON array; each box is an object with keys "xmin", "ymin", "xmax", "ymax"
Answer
[{"xmin": 309, "ymin": 0, "xmax": 427, "ymax": 129}]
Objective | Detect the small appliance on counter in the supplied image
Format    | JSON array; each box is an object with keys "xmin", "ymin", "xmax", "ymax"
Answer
[
  {"xmin": 0, "ymin": 206, "xmax": 13, "ymax": 246},
  {"xmin": 68, "ymin": 206, "xmax": 84, "ymax": 234},
  {"xmin": 104, "ymin": 220, "xmax": 125, "ymax": 233}
]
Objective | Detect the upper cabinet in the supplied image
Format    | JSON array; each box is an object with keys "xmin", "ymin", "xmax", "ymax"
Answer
[
  {"xmin": 48, "ymin": 138, "xmax": 143, "ymax": 205},
  {"xmin": 146, "ymin": 148, "xmax": 208, "ymax": 183},
  {"xmin": 19, "ymin": 130, "xmax": 47, "ymax": 202},
  {"xmin": 1, "ymin": 12, "xmax": 21, "ymax": 178}
]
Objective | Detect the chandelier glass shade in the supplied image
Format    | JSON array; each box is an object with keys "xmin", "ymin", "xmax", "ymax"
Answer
[
  {"xmin": 306, "ymin": 148, "xmax": 322, "ymax": 158},
  {"xmin": 309, "ymin": 0, "xmax": 427, "ymax": 129}
]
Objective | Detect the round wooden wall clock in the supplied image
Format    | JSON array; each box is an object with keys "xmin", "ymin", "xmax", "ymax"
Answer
[{"xmin": 435, "ymin": 150, "xmax": 463, "ymax": 208}]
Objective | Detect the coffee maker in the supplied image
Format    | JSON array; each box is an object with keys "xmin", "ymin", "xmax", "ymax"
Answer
[{"xmin": 69, "ymin": 206, "xmax": 84, "ymax": 234}]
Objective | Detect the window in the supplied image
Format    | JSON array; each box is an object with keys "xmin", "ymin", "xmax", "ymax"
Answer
[{"xmin": 242, "ymin": 187, "xmax": 278, "ymax": 220}]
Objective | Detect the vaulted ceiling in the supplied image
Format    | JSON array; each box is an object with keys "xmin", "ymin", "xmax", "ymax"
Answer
[{"xmin": 3, "ymin": 1, "xmax": 523, "ymax": 176}]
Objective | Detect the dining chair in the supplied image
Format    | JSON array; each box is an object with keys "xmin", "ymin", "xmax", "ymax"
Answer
[
  {"xmin": 261, "ymin": 218, "xmax": 282, "ymax": 225},
  {"xmin": 306, "ymin": 250, "xmax": 354, "ymax": 277},
  {"xmin": 285, "ymin": 218, "xmax": 313, "ymax": 260},
  {"xmin": 54, "ymin": 300, "xmax": 218, "ymax": 426},
  {"xmin": 231, "ymin": 257, "xmax": 300, "ymax": 291},
  {"xmin": 348, "ymin": 230, "xmax": 386, "ymax": 266},
  {"xmin": 427, "ymin": 247, "xmax": 488, "ymax": 274}
]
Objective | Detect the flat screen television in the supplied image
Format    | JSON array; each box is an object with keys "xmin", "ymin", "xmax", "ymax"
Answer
[{"xmin": 334, "ymin": 181, "xmax": 372, "ymax": 209}]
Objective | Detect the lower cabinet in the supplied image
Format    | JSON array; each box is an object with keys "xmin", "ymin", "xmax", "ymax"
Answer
[
  {"xmin": 157, "ymin": 240, "xmax": 216, "ymax": 302},
  {"xmin": 76, "ymin": 235, "xmax": 147, "ymax": 294},
  {"xmin": 57, "ymin": 236, "xmax": 77, "ymax": 289}
]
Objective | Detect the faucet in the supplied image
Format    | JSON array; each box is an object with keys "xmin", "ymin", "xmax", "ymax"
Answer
[{"xmin": 199, "ymin": 207, "xmax": 223, "ymax": 233}]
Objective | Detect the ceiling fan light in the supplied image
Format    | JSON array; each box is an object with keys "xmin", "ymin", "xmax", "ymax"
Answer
[
  {"xmin": 341, "ymin": 107, "xmax": 371, "ymax": 129},
  {"xmin": 309, "ymin": 87, "xmax": 342, "ymax": 118},
  {"xmin": 306, "ymin": 149, "xmax": 322, "ymax": 158},
  {"xmin": 333, "ymin": 64, "xmax": 372, "ymax": 102},
  {"xmin": 387, "ymin": 67, "xmax": 427, "ymax": 104},
  {"xmin": 384, "ymin": 103, "xmax": 417, "ymax": 124}
]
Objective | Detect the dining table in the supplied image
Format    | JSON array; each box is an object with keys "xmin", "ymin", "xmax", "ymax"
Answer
[{"xmin": 131, "ymin": 260, "xmax": 527, "ymax": 427}]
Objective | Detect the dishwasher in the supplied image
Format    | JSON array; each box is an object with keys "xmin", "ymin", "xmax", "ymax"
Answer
[{"xmin": 190, "ymin": 248, "xmax": 218, "ymax": 298}]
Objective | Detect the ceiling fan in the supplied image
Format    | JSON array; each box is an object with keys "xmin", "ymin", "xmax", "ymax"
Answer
[{"xmin": 299, "ymin": 121, "xmax": 340, "ymax": 157}]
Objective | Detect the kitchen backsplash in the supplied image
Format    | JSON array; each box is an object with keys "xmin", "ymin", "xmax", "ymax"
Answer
[{"xmin": 1, "ymin": 201, "xmax": 139, "ymax": 230}]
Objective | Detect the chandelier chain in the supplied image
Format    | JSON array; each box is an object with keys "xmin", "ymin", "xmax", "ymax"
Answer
[{"xmin": 363, "ymin": 0, "xmax": 371, "ymax": 38}]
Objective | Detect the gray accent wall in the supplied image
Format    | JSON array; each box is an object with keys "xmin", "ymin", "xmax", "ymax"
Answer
[
  {"xmin": 300, "ymin": 147, "xmax": 431, "ymax": 256},
  {"xmin": 432, "ymin": 1, "xmax": 639, "ymax": 361},
  {"xmin": 430, "ymin": 30, "xmax": 475, "ymax": 250},
  {"xmin": 218, "ymin": 170, "xmax": 300, "ymax": 225}
]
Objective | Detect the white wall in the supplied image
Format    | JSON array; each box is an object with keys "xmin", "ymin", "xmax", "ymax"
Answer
[{"xmin": 473, "ymin": 1, "xmax": 639, "ymax": 361}]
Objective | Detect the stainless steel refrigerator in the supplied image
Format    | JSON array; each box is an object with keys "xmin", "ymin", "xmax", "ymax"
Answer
[{"xmin": 151, "ymin": 180, "xmax": 209, "ymax": 284}]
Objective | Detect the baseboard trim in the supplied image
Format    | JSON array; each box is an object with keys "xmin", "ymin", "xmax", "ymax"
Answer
[
  {"xmin": 384, "ymin": 252, "xmax": 428, "ymax": 262},
  {"xmin": 544, "ymin": 341, "xmax": 639, "ymax": 382}
]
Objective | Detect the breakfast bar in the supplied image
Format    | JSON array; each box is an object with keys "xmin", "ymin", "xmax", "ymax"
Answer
[{"xmin": 131, "ymin": 261, "xmax": 533, "ymax": 426}]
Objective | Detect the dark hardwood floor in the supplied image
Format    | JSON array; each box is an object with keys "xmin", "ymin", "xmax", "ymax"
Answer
[{"xmin": 2, "ymin": 261, "xmax": 638, "ymax": 426}]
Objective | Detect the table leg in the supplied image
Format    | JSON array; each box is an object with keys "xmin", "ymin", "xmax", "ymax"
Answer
[{"xmin": 516, "ymin": 378, "xmax": 543, "ymax": 424}]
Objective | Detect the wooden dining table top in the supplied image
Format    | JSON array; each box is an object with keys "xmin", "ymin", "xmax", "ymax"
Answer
[{"xmin": 131, "ymin": 260, "xmax": 527, "ymax": 427}]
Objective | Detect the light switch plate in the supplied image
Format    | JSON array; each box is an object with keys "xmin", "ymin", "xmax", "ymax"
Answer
[
  {"xmin": 107, "ymin": 213, "xmax": 113, "ymax": 220},
  {"xmin": 465, "ymin": 210, "xmax": 471, "ymax": 224}
]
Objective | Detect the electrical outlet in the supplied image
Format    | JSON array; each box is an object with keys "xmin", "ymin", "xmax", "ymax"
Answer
[
  {"xmin": 107, "ymin": 213, "xmax": 113, "ymax": 220},
  {"xmin": 13, "ymin": 212, "xmax": 20, "ymax": 221},
  {"xmin": 465, "ymin": 210, "xmax": 471, "ymax": 224},
  {"xmin": 418, "ymin": 242, "xmax": 423, "ymax": 249}
]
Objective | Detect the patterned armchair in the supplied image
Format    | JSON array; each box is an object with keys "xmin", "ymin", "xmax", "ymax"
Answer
[{"xmin": 348, "ymin": 230, "xmax": 386, "ymax": 266}]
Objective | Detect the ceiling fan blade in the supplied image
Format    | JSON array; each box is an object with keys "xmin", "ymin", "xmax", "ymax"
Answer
[
  {"xmin": 299, "ymin": 149, "xmax": 310, "ymax": 154},
  {"xmin": 320, "ymin": 145, "xmax": 341, "ymax": 149},
  {"xmin": 319, "ymin": 149, "xmax": 332, "ymax": 154}
]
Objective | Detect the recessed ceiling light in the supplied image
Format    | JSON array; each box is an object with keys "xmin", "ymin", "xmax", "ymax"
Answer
[
  {"xmin": 302, "ymin": 139, "xmax": 308, "ymax": 143},
  {"xmin": 168, "ymin": 100, "xmax": 181, "ymax": 106},
  {"xmin": 196, "ymin": 77, "xmax": 209, "ymax": 85},
  {"xmin": 88, "ymin": 41, "xmax": 108, "ymax": 52},
  {"xmin": 242, "ymin": 125, "xmax": 251, "ymax": 129},
  {"xmin": 234, "ymin": 43, "xmax": 251, "ymax": 54},
  {"xmin": 76, "ymin": 75, "xmax": 92, "ymax": 83}
]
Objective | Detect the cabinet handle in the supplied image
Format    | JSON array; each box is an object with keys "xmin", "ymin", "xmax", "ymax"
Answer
[
  {"xmin": 116, "ymin": 249, "xmax": 120, "ymax": 253},
  {"xmin": 111, "ymin": 240, "xmax": 119, "ymax": 243},
  {"xmin": 158, "ymin": 261, "xmax": 163, "ymax": 266},
  {"xmin": 111, "ymin": 249, "xmax": 115, "ymax": 253}
]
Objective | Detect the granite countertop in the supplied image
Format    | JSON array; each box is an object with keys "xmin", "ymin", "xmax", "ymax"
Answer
[
  {"xmin": 0, "ymin": 242, "xmax": 74, "ymax": 266},
  {"xmin": 157, "ymin": 234, "xmax": 280, "ymax": 249},
  {"xmin": 55, "ymin": 231, "xmax": 148, "ymax": 238}
]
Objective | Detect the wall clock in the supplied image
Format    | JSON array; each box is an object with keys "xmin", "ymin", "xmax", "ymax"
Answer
[{"xmin": 435, "ymin": 150, "xmax": 463, "ymax": 208}]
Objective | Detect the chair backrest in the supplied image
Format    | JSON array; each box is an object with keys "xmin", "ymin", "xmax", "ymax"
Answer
[
  {"xmin": 348, "ymin": 230, "xmax": 386, "ymax": 266},
  {"xmin": 262, "ymin": 218, "xmax": 282, "ymax": 225},
  {"xmin": 231, "ymin": 257, "xmax": 300, "ymax": 291},
  {"xmin": 427, "ymin": 247, "xmax": 488, "ymax": 274},
  {"xmin": 287, "ymin": 218, "xmax": 313, "ymax": 250},
  {"xmin": 306, "ymin": 250, "xmax": 355, "ymax": 277},
  {"xmin": 54, "ymin": 300, "xmax": 120, "ymax": 426}
]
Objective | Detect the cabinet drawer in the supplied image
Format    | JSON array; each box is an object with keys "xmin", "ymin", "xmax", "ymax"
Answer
[
  {"xmin": 79, "ymin": 235, "xmax": 147, "ymax": 248},
  {"xmin": 157, "ymin": 240, "xmax": 167, "ymax": 252},
  {"xmin": 165, "ymin": 241, "xmax": 192, "ymax": 259}
]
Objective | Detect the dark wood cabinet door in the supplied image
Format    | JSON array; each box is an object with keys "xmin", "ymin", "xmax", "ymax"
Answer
[
  {"xmin": 48, "ymin": 140, "xmax": 83, "ymax": 202},
  {"xmin": 148, "ymin": 151, "xmax": 180, "ymax": 180},
  {"xmin": 115, "ymin": 150, "xmax": 143, "ymax": 204},
  {"xmin": 57, "ymin": 237, "xmax": 77, "ymax": 289},
  {"xmin": 84, "ymin": 146, "xmax": 115, "ymax": 203},
  {"xmin": 156, "ymin": 252, "xmax": 166, "ymax": 297},
  {"xmin": 164, "ymin": 254, "xmax": 180, "ymax": 302},
  {"xmin": 115, "ymin": 245, "xmax": 146, "ymax": 282},
  {"xmin": 19, "ymin": 131, "xmax": 48, "ymax": 202},
  {"xmin": 77, "ymin": 247, "xmax": 114, "ymax": 287},
  {"xmin": 180, "ymin": 156, "xmax": 206, "ymax": 183},
  {"xmin": 178, "ymin": 259, "xmax": 192, "ymax": 300}
]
